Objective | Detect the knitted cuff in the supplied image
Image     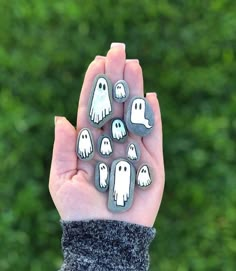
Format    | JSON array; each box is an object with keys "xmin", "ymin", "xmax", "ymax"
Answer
[{"xmin": 60, "ymin": 219, "xmax": 156, "ymax": 271}]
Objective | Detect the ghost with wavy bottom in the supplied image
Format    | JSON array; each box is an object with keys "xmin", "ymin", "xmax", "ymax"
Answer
[
  {"xmin": 127, "ymin": 143, "xmax": 138, "ymax": 160},
  {"xmin": 100, "ymin": 137, "xmax": 112, "ymax": 156},
  {"xmin": 76, "ymin": 129, "xmax": 94, "ymax": 160},
  {"xmin": 89, "ymin": 75, "xmax": 112, "ymax": 127},
  {"xmin": 137, "ymin": 165, "xmax": 152, "ymax": 187},
  {"xmin": 98, "ymin": 163, "xmax": 109, "ymax": 188},
  {"xmin": 113, "ymin": 80, "xmax": 129, "ymax": 103},
  {"xmin": 111, "ymin": 119, "xmax": 127, "ymax": 142}
]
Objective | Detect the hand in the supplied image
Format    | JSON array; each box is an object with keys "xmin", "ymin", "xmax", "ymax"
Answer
[{"xmin": 49, "ymin": 43, "xmax": 164, "ymax": 227}]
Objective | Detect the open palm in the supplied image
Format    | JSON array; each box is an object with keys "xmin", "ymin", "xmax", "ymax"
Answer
[{"xmin": 49, "ymin": 43, "xmax": 164, "ymax": 227}]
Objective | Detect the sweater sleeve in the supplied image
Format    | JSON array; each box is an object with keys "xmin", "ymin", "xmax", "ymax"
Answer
[{"xmin": 59, "ymin": 219, "xmax": 156, "ymax": 271}]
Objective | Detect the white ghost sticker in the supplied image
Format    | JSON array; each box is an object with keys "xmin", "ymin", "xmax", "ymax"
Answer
[
  {"xmin": 111, "ymin": 119, "xmax": 127, "ymax": 141},
  {"xmin": 113, "ymin": 161, "xmax": 131, "ymax": 206},
  {"xmin": 115, "ymin": 83, "xmax": 126, "ymax": 99},
  {"xmin": 77, "ymin": 129, "xmax": 93, "ymax": 159},
  {"xmin": 89, "ymin": 76, "xmax": 112, "ymax": 125},
  {"xmin": 128, "ymin": 143, "xmax": 138, "ymax": 160},
  {"xmin": 137, "ymin": 165, "xmax": 152, "ymax": 187},
  {"xmin": 100, "ymin": 137, "xmax": 112, "ymax": 156},
  {"xmin": 99, "ymin": 163, "xmax": 109, "ymax": 188},
  {"xmin": 130, "ymin": 98, "xmax": 152, "ymax": 128}
]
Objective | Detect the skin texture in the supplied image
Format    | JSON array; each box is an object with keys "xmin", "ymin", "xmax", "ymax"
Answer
[{"xmin": 49, "ymin": 43, "xmax": 165, "ymax": 227}]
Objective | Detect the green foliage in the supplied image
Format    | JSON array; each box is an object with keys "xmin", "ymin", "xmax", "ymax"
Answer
[{"xmin": 0, "ymin": 0, "xmax": 235, "ymax": 270}]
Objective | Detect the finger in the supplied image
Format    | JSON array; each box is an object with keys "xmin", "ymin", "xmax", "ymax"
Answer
[
  {"xmin": 105, "ymin": 42, "xmax": 126, "ymax": 119},
  {"xmin": 124, "ymin": 59, "xmax": 144, "ymax": 113},
  {"xmin": 142, "ymin": 93, "xmax": 163, "ymax": 162},
  {"xmin": 123, "ymin": 59, "xmax": 144, "ymax": 141},
  {"xmin": 49, "ymin": 116, "xmax": 77, "ymax": 193},
  {"xmin": 77, "ymin": 57, "xmax": 105, "ymax": 129},
  {"xmin": 124, "ymin": 59, "xmax": 144, "ymax": 96}
]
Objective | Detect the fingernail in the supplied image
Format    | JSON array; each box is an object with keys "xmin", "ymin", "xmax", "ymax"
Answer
[
  {"xmin": 110, "ymin": 42, "xmax": 126, "ymax": 49},
  {"xmin": 146, "ymin": 92, "xmax": 157, "ymax": 97},
  {"xmin": 95, "ymin": 55, "xmax": 105, "ymax": 60},
  {"xmin": 126, "ymin": 59, "xmax": 139, "ymax": 64},
  {"xmin": 54, "ymin": 116, "xmax": 64, "ymax": 125}
]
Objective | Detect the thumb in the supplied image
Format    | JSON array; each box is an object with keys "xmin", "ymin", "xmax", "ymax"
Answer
[{"xmin": 49, "ymin": 116, "xmax": 77, "ymax": 193}]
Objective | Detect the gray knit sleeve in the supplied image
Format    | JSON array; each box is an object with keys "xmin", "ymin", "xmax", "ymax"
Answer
[{"xmin": 59, "ymin": 219, "xmax": 156, "ymax": 271}]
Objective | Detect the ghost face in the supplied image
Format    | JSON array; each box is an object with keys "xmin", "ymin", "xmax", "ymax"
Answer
[
  {"xmin": 127, "ymin": 143, "xmax": 138, "ymax": 160},
  {"xmin": 111, "ymin": 119, "xmax": 127, "ymax": 141},
  {"xmin": 113, "ymin": 161, "xmax": 131, "ymax": 206},
  {"xmin": 113, "ymin": 80, "xmax": 129, "ymax": 103},
  {"xmin": 115, "ymin": 83, "xmax": 126, "ymax": 99},
  {"xmin": 76, "ymin": 129, "xmax": 94, "ymax": 160},
  {"xmin": 137, "ymin": 165, "xmax": 152, "ymax": 187},
  {"xmin": 130, "ymin": 98, "xmax": 152, "ymax": 128},
  {"xmin": 100, "ymin": 137, "xmax": 112, "ymax": 156},
  {"xmin": 89, "ymin": 76, "xmax": 112, "ymax": 126},
  {"xmin": 98, "ymin": 163, "xmax": 109, "ymax": 188}
]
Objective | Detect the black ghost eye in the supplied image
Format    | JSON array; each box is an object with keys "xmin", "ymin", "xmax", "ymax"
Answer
[
  {"xmin": 117, "ymin": 86, "xmax": 121, "ymax": 89},
  {"xmin": 118, "ymin": 123, "xmax": 121, "ymax": 127},
  {"xmin": 119, "ymin": 166, "xmax": 122, "ymax": 171},
  {"xmin": 103, "ymin": 84, "xmax": 106, "ymax": 90},
  {"xmin": 135, "ymin": 103, "xmax": 138, "ymax": 109},
  {"xmin": 115, "ymin": 123, "xmax": 118, "ymax": 128},
  {"xmin": 99, "ymin": 83, "xmax": 102, "ymax": 88},
  {"xmin": 141, "ymin": 169, "xmax": 144, "ymax": 173},
  {"xmin": 139, "ymin": 103, "xmax": 142, "ymax": 110},
  {"xmin": 144, "ymin": 170, "xmax": 146, "ymax": 173},
  {"xmin": 124, "ymin": 167, "xmax": 127, "ymax": 171},
  {"xmin": 85, "ymin": 135, "xmax": 88, "ymax": 138},
  {"xmin": 82, "ymin": 135, "xmax": 84, "ymax": 139}
]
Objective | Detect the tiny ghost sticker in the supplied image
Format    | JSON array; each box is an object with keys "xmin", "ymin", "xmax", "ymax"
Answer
[
  {"xmin": 137, "ymin": 165, "xmax": 152, "ymax": 187},
  {"xmin": 89, "ymin": 74, "xmax": 113, "ymax": 128},
  {"xmin": 76, "ymin": 128, "xmax": 94, "ymax": 160},
  {"xmin": 111, "ymin": 118, "xmax": 128, "ymax": 143},
  {"xmin": 127, "ymin": 142, "xmax": 140, "ymax": 162},
  {"xmin": 95, "ymin": 162, "xmax": 109, "ymax": 192},
  {"xmin": 125, "ymin": 96, "xmax": 154, "ymax": 136},
  {"xmin": 97, "ymin": 135, "xmax": 113, "ymax": 157},
  {"xmin": 113, "ymin": 80, "xmax": 129, "ymax": 103},
  {"xmin": 108, "ymin": 159, "xmax": 135, "ymax": 212}
]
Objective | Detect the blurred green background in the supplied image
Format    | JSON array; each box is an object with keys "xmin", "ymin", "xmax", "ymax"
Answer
[{"xmin": 0, "ymin": 0, "xmax": 235, "ymax": 270}]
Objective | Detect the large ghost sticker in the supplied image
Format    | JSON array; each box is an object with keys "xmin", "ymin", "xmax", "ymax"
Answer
[
  {"xmin": 97, "ymin": 135, "xmax": 113, "ymax": 157},
  {"xmin": 125, "ymin": 96, "xmax": 154, "ymax": 136},
  {"xmin": 88, "ymin": 74, "xmax": 113, "ymax": 128},
  {"xmin": 76, "ymin": 128, "xmax": 94, "ymax": 160},
  {"xmin": 127, "ymin": 142, "xmax": 140, "ymax": 162},
  {"xmin": 137, "ymin": 165, "xmax": 152, "ymax": 187},
  {"xmin": 113, "ymin": 80, "xmax": 129, "ymax": 103},
  {"xmin": 95, "ymin": 162, "xmax": 109, "ymax": 192},
  {"xmin": 111, "ymin": 118, "xmax": 128, "ymax": 143},
  {"xmin": 108, "ymin": 159, "xmax": 135, "ymax": 212}
]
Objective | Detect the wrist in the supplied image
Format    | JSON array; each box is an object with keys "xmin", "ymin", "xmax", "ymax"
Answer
[{"xmin": 60, "ymin": 219, "xmax": 156, "ymax": 271}]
